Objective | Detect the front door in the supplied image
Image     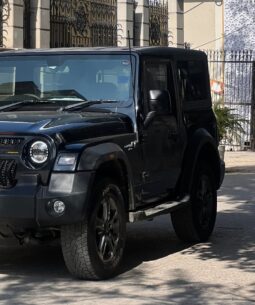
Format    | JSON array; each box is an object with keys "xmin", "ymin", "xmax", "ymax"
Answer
[{"xmin": 140, "ymin": 59, "xmax": 184, "ymax": 202}]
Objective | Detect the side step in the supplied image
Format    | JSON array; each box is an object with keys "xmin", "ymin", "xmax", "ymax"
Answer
[{"xmin": 128, "ymin": 195, "xmax": 190, "ymax": 223}]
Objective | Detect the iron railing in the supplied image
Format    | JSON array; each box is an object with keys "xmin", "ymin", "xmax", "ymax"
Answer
[
  {"xmin": 50, "ymin": 0, "xmax": 117, "ymax": 48},
  {"xmin": 207, "ymin": 50, "xmax": 255, "ymax": 150},
  {"xmin": 90, "ymin": 0, "xmax": 117, "ymax": 47},
  {"xmin": 149, "ymin": 0, "xmax": 168, "ymax": 46}
]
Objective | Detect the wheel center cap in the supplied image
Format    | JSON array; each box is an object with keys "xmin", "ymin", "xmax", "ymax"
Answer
[{"xmin": 104, "ymin": 222, "xmax": 111, "ymax": 233}]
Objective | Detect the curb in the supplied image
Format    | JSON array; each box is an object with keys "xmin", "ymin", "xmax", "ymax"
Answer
[{"xmin": 226, "ymin": 166, "xmax": 255, "ymax": 173}]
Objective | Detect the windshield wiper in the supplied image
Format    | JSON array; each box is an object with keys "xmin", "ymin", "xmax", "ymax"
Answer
[
  {"xmin": 0, "ymin": 100, "xmax": 56, "ymax": 112},
  {"xmin": 61, "ymin": 100, "xmax": 118, "ymax": 111}
]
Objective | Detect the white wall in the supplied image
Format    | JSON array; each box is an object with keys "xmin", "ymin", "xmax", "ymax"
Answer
[{"xmin": 184, "ymin": 0, "xmax": 224, "ymax": 50}]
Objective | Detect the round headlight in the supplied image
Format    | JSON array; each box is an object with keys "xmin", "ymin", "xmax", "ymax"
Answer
[{"xmin": 29, "ymin": 141, "xmax": 49, "ymax": 164}]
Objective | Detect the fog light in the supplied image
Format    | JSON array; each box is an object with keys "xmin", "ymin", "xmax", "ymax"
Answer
[{"xmin": 53, "ymin": 200, "xmax": 66, "ymax": 214}]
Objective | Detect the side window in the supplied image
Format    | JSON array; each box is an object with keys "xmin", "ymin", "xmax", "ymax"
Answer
[
  {"xmin": 143, "ymin": 62, "xmax": 168, "ymax": 113},
  {"xmin": 177, "ymin": 61, "xmax": 208, "ymax": 102},
  {"xmin": 0, "ymin": 67, "xmax": 15, "ymax": 96},
  {"xmin": 144, "ymin": 62, "xmax": 168, "ymax": 91}
]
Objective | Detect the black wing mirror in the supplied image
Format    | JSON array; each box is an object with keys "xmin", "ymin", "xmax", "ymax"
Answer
[
  {"xmin": 148, "ymin": 89, "xmax": 172, "ymax": 114},
  {"xmin": 144, "ymin": 90, "xmax": 172, "ymax": 129}
]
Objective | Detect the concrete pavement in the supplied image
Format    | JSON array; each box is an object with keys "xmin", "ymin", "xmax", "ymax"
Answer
[{"xmin": 0, "ymin": 152, "xmax": 254, "ymax": 304}]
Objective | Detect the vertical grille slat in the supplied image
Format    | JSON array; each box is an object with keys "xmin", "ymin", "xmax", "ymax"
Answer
[
  {"xmin": 0, "ymin": 160, "xmax": 17, "ymax": 188},
  {"xmin": 0, "ymin": 137, "xmax": 23, "ymax": 188},
  {"xmin": 0, "ymin": 138, "xmax": 23, "ymax": 146}
]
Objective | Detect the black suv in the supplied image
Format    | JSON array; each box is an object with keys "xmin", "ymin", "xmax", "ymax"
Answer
[{"xmin": 0, "ymin": 47, "xmax": 224, "ymax": 279}]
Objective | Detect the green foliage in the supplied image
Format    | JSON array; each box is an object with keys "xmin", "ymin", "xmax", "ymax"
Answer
[{"xmin": 213, "ymin": 101, "xmax": 246, "ymax": 144}]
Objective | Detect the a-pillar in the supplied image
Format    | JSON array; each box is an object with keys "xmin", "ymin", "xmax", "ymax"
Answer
[
  {"xmin": 30, "ymin": 0, "xmax": 50, "ymax": 48},
  {"xmin": 117, "ymin": 0, "xmax": 134, "ymax": 47},
  {"xmin": 168, "ymin": 0, "xmax": 184, "ymax": 48}
]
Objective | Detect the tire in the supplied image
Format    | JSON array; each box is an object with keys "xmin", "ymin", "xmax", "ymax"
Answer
[
  {"xmin": 61, "ymin": 178, "xmax": 126, "ymax": 280},
  {"xmin": 171, "ymin": 162, "xmax": 217, "ymax": 242}
]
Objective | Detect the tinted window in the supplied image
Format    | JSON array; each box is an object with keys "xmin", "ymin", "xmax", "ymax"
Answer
[
  {"xmin": 144, "ymin": 63, "xmax": 168, "ymax": 91},
  {"xmin": 177, "ymin": 61, "xmax": 208, "ymax": 102},
  {"xmin": 143, "ymin": 62, "xmax": 168, "ymax": 112}
]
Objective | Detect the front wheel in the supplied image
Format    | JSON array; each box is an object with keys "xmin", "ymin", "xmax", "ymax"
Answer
[
  {"xmin": 61, "ymin": 178, "xmax": 126, "ymax": 280},
  {"xmin": 171, "ymin": 162, "xmax": 217, "ymax": 242}
]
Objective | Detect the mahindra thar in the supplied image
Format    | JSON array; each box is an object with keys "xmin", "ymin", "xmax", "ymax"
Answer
[{"xmin": 0, "ymin": 47, "xmax": 224, "ymax": 279}]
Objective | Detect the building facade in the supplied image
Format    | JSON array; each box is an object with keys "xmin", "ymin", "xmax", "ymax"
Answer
[
  {"xmin": 0, "ymin": 0, "xmax": 185, "ymax": 49},
  {"xmin": 183, "ymin": 0, "xmax": 255, "ymax": 51},
  {"xmin": 183, "ymin": 0, "xmax": 224, "ymax": 50}
]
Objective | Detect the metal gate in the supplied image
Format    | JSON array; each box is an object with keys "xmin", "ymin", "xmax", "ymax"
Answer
[
  {"xmin": 50, "ymin": 0, "xmax": 117, "ymax": 48},
  {"xmin": 149, "ymin": 0, "xmax": 168, "ymax": 46},
  {"xmin": 207, "ymin": 50, "xmax": 255, "ymax": 150}
]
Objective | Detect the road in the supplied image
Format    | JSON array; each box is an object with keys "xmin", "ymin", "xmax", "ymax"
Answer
[{"xmin": 0, "ymin": 171, "xmax": 254, "ymax": 305}]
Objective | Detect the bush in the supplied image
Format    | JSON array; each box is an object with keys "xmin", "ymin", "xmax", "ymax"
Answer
[{"xmin": 213, "ymin": 101, "xmax": 246, "ymax": 144}]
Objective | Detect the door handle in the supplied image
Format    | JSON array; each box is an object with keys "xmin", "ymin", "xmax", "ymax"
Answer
[{"xmin": 168, "ymin": 131, "xmax": 178, "ymax": 141}]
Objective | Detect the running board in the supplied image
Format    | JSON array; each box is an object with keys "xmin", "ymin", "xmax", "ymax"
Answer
[{"xmin": 129, "ymin": 195, "xmax": 190, "ymax": 223}]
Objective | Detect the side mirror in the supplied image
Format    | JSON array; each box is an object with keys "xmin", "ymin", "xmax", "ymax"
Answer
[
  {"xmin": 143, "ymin": 90, "xmax": 172, "ymax": 129},
  {"xmin": 149, "ymin": 90, "xmax": 172, "ymax": 114}
]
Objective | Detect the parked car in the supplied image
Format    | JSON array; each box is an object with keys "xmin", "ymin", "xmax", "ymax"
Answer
[{"xmin": 0, "ymin": 47, "xmax": 224, "ymax": 279}]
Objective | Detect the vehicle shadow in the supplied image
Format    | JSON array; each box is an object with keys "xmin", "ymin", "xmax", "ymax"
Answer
[
  {"xmin": 0, "ymin": 172, "xmax": 254, "ymax": 304},
  {"xmin": 0, "ymin": 216, "xmax": 193, "ymax": 305},
  {"xmin": 0, "ymin": 214, "xmax": 189, "ymax": 279},
  {"xmin": 121, "ymin": 216, "xmax": 190, "ymax": 274},
  {"xmin": 182, "ymin": 171, "xmax": 255, "ymax": 273}
]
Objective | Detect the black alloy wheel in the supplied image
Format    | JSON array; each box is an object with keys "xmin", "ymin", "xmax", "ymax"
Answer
[
  {"xmin": 193, "ymin": 173, "xmax": 215, "ymax": 234},
  {"xmin": 171, "ymin": 162, "xmax": 217, "ymax": 242},
  {"xmin": 61, "ymin": 178, "xmax": 126, "ymax": 280},
  {"xmin": 95, "ymin": 187, "xmax": 122, "ymax": 264}
]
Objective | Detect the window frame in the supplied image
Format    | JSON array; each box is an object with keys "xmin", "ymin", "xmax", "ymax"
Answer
[
  {"xmin": 141, "ymin": 57, "xmax": 178, "ymax": 116},
  {"xmin": 175, "ymin": 58, "xmax": 212, "ymax": 111}
]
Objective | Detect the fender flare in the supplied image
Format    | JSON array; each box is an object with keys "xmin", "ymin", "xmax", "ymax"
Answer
[
  {"xmin": 180, "ymin": 128, "xmax": 222, "ymax": 194},
  {"xmin": 77, "ymin": 142, "xmax": 135, "ymax": 209}
]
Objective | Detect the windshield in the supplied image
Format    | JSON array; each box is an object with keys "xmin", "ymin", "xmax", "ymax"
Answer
[{"xmin": 0, "ymin": 54, "xmax": 135, "ymax": 108}]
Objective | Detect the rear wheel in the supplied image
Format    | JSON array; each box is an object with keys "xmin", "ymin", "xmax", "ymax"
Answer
[
  {"xmin": 61, "ymin": 178, "xmax": 126, "ymax": 280},
  {"xmin": 171, "ymin": 162, "xmax": 217, "ymax": 242}
]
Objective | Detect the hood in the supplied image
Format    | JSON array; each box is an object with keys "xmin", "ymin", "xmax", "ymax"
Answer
[{"xmin": 0, "ymin": 111, "xmax": 133, "ymax": 142}]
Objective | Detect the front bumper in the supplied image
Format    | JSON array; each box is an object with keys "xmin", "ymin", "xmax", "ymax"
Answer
[{"xmin": 0, "ymin": 171, "xmax": 94, "ymax": 228}]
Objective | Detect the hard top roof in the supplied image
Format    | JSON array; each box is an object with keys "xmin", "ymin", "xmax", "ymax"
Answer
[{"xmin": 0, "ymin": 46, "xmax": 206, "ymax": 58}]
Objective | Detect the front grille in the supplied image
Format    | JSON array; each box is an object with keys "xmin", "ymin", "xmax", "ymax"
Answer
[
  {"xmin": 0, "ymin": 137, "xmax": 23, "ymax": 146},
  {"xmin": 0, "ymin": 160, "xmax": 17, "ymax": 188}
]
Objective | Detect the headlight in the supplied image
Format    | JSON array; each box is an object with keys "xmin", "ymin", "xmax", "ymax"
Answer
[{"xmin": 29, "ymin": 141, "xmax": 49, "ymax": 164}]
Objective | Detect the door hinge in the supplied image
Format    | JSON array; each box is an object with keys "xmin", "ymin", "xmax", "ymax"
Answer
[
  {"xmin": 124, "ymin": 140, "xmax": 138, "ymax": 151},
  {"xmin": 142, "ymin": 171, "xmax": 149, "ymax": 182}
]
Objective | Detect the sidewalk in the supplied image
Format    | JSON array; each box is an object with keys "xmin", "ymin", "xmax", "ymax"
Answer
[{"xmin": 225, "ymin": 151, "xmax": 255, "ymax": 172}]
